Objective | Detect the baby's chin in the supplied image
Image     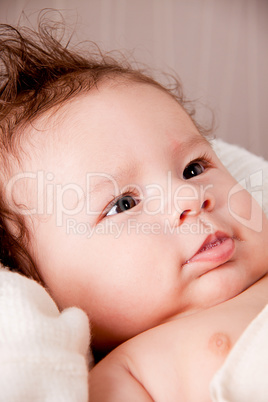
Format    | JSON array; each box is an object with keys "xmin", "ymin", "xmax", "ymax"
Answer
[{"xmin": 187, "ymin": 268, "xmax": 260, "ymax": 313}]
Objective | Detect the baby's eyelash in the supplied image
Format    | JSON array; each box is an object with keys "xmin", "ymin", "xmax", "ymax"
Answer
[
  {"xmin": 187, "ymin": 152, "xmax": 214, "ymax": 168},
  {"xmin": 101, "ymin": 186, "xmax": 141, "ymax": 218},
  {"xmin": 182, "ymin": 152, "xmax": 214, "ymax": 180}
]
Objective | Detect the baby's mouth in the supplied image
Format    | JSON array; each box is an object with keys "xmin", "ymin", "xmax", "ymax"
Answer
[
  {"xmin": 183, "ymin": 231, "xmax": 235, "ymax": 267},
  {"xmin": 197, "ymin": 235, "xmax": 227, "ymax": 254}
]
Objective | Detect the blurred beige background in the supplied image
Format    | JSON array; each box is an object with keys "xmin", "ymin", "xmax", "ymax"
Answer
[{"xmin": 1, "ymin": 0, "xmax": 267, "ymax": 158}]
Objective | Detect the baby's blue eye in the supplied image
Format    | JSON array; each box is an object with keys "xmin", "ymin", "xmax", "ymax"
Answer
[
  {"xmin": 183, "ymin": 162, "xmax": 205, "ymax": 179},
  {"xmin": 106, "ymin": 195, "xmax": 139, "ymax": 216}
]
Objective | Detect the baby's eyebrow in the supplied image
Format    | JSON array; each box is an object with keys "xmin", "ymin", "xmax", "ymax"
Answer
[
  {"xmin": 170, "ymin": 134, "xmax": 211, "ymax": 159},
  {"xmin": 87, "ymin": 159, "xmax": 139, "ymax": 196}
]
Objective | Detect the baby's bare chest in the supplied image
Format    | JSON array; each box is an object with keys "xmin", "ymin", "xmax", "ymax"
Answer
[{"xmin": 126, "ymin": 285, "xmax": 268, "ymax": 401}]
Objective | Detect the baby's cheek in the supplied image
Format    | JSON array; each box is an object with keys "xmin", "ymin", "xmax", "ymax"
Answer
[{"xmin": 208, "ymin": 332, "xmax": 232, "ymax": 357}]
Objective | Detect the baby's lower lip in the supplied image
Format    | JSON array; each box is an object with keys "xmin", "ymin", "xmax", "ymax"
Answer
[{"xmin": 184, "ymin": 237, "xmax": 235, "ymax": 268}]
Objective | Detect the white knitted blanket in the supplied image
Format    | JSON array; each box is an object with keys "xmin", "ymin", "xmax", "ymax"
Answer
[
  {"xmin": 0, "ymin": 269, "xmax": 91, "ymax": 402},
  {"xmin": 0, "ymin": 140, "xmax": 267, "ymax": 401}
]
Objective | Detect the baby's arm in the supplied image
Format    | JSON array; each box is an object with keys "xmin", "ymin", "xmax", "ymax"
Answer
[
  {"xmin": 89, "ymin": 316, "xmax": 230, "ymax": 402},
  {"xmin": 90, "ymin": 352, "xmax": 153, "ymax": 401}
]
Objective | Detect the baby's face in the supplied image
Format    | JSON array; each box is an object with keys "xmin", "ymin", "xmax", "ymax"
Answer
[{"xmin": 19, "ymin": 82, "xmax": 268, "ymax": 350}]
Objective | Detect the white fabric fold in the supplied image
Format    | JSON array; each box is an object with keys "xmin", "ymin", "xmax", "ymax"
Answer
[{"xmin": 0, "ymin": 268, "xmax": 91, "ymax": 402}]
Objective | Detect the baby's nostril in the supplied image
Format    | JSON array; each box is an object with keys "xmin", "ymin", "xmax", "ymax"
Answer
[
  {"xmin": 202, "ymin": 200, "xmax": 209, "ymax": 209},
  {"xmin": 180, "ymin": 209, "xmax": 191, "ymax": 221}
]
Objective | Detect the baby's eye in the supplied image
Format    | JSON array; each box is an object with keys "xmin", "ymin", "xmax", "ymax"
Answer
[
  {"xmin": 183, "ymin": 162, "xmax": 205, "ymax": 180},
  {"xmin": 106, "ymin": 195, "xmax": 140, "ymax": 216}
]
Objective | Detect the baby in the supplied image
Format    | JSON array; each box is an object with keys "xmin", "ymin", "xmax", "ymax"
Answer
[{"xmin": 1, "ymin": 18, "xmax": 268, "ymax": 401}]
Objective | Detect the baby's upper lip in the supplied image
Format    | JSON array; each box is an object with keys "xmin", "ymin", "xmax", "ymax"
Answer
[{"xmin": 185, "ymin": 231, "xmax": 231, "ymax": 264}]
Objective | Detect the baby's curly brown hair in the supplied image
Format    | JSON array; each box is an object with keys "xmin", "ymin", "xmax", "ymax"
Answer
[{"xmin": 0, "ymin": 12, "xmax": 209, "ymax": 284}]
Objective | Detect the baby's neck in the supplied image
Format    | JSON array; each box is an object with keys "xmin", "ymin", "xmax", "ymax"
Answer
[
  {"xmin": 93, "ymin": 273, "xmax": 268, "ymax": 363},
  {"xmin": 163, "ymin": 273, "xmax": 268, "ymax": 324}
]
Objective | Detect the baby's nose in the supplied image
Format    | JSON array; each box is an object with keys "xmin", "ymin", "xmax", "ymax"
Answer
[{"xmin": 173, "ymin": 184, "xmax": 216, "ymax": 224}]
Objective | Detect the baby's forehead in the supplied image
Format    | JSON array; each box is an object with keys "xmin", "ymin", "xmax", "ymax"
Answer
[
  {"xmin": 57, "ymin": 82, "xmax": 192, "ymax": 136},
  {"xmin": 24, "ymin": 81, "xmax": 203, "ymax": 171}
]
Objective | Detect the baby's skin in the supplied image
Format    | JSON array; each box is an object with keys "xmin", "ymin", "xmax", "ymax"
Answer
[
  {"xmin": 18, "ymin": 82, "xmax": 268, "ymax": 357},
  {"xmin": 90, "ymin": 273, "xmax": 268, "ymax": 401}
]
